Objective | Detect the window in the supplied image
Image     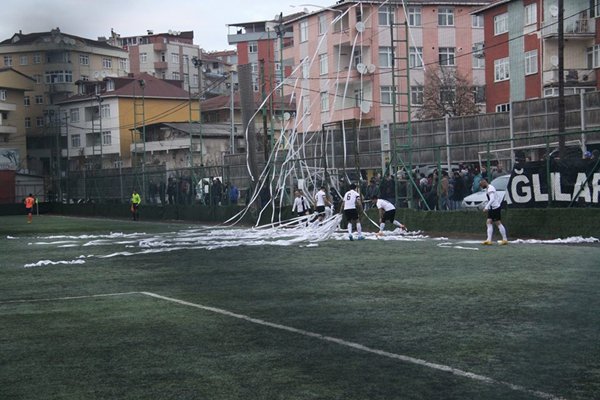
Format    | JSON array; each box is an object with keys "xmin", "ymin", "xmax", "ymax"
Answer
[
  {"xmin": 106, "ymin": 79, "xmax": 115, "ymax": 91},
  {"xmin": 494, "ymin": 13, "xmax": 508, "ymax": 35},
  {"xmin": 381, "ymin": 86, "xmax": 395, "ymax": 105},
  {"xmin": 318, "ymin": 15, "xmax": 327, "ymax": 35},
  {"xmin": 320, "ymin": 92, "xmax": 329, "ymax": 111},
  {"xmin": 102, "ymin": 131, "xmax": 111, "ymax": 146},
  {"xmin": 25, "ymin": 117, "xmax": 31, "ymax": 128},
  {"xmin": 438, "ymin": 7, "xmax": 454, "ymax": 26},
  {"xmin": 248, "ymin": 41, "xmax": 258, "ymax": 53},
  {"xmin": 300, "ymin": 20, "xmax": 308, "ymax": 42},
  {"xmin": 439, "ymin": 47, "xmax": 455, "ymax": 66},
  {"xmin": 172, "ymin": 72, "xmax": 180, "ymax": 80},
  {"xmin": 171, "ymin": 53, "xmax": 179, "ymax": 63},
  {"xmin": 494, "ymin": 57, "xmax": 510, "ymax": 81},
  {"xmin": 525, "ymin": 50, "xmax": 538, "ymax": 75},
  {"xmin": 19, "ymin": 55, "xmax": 28, "ymax": 65},
  {"xmin": 34, "ymin": 74, "xmax": 43, "ymax": 84},
  {"xmin": 24, "ymin": 96, "xmax": 30, "ymax": 106},
  {"xmin": 33, "ymin": 53, "xmax": 41, "ymax": 64},
  {"xmin": 35, "ymin": 95, "xmax": 44, "ymax": 105},
  {"xmin": 140, "ymin": 53, "xmax": 147, "ymax": 63},
  {"xmin": 411, "ymin": 86, "xmax": 424, "ymax": 105},
  {"xmin": 0, "ymin": 90, "xmax": 5, "ymax": 101},
  {"xmin": 353, "ymin": 50, "xmax": 362, "ymax": 67},
  {"xmin": 408, "ymin": 7, "xmax": 422, "ymax": 27},
  {"xmin": 440, "ymin": 87, "xmax": 455, "ymax": 103},
  {"xmin": 36, "ymin": 116, "xmax": 44, "ymax": 127},
  {"xmin": 524, "ymin": 3, "xmax": 537, "ymax": 26},
  {"xmin": 354, "ymin": 88, "xmax": 363, "ymax": 107},
  {"xmin": 379, "ymin": 46, "xmax": 393, "ymax": 67},
  {"xmin": 102, "ymin": 58, "xmax": 112, "ymax": 69},
  {"xmin": 379, "ymin": 6, "xmax": 394, "ymax": 26},
  {"xmin": 81, "ymin": 74, "xmax": 89, "ymax": 81},
  {"xmin": 588, "ymin": 45, "xmax": 600, "ymax": 69},
  {"xmin": 472, "ymin": 14, "xmax": 484, "ymax": 28},
  {"xmin": 473, "ymin": 86, "xmax": 486, "ymax": 103},
  {"xmin": 302, "ymin": 60, "xmax": 309, "ymax": 79},
  {"xmin": 3, "ymin": 56, "xmax": 12, "ymax": 67},
  {"xmin": 45, "ymin": 70, "xmax": 73, "ymax": 84},
  {"xmin": 119, "ymin": 58, "xmax": 128, "ymax": 70},
  {"xmin": 495, "ymin": 103, "xmax": 510, "ymax": 112},
  {"xmin": 472, "ymin": 43, "xmax": 485, "ymax": 69},
  {"xmin": 70, "ymin": 108, "xmax": 80, "ymax": 123},
  {"xmin": 303, "ymin": 95, "xmax": 310, "ymax": 114},
  {"xmin": 409, "ymin": 47, "xmax": 423, "ymax": 68},
  {"xmin": 319, "ymin": 54, "xmax": 328, "ymax": 75},
  {"xmin": 101, "ymin": 104, "xmax": 110, "ymax": 118},
  {"xmin": 80, "ymin": 54, "xmax": 89, "ymax": 65},
  {"xmin": 71, "ymin": 134, "xmax": 80, "ymax": 148}
]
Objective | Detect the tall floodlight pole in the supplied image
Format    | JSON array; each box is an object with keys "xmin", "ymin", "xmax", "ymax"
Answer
[
  {"xmin": 274, "ymin": 13, "xmax": 285, "ymax": 149},
  {"xmin": 138, "ymin": 79, "xmax": 146, "ymax": 198},
  {"xmin": 96, "ymin": 95, "xmax": 103, "ymax": 169},
  {"xmin": 192, "ymin": 56, "xmax": 204, "ymax": 167},
  {"xmin": 229, "ymin": 71, "xmax": 236, "ymax": 154}
]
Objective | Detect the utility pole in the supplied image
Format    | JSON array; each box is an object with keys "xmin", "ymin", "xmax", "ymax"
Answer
[
  {"xmin": 192, "ymin": 56, "xmax": 204, "ymax": 167},
  {"xmin": 229, "ymin": 71, "xmax": 236, "ymax": 154},
  {"xmin": 557, "ymin": 0, "xmax": 565, "ymax": 157}
]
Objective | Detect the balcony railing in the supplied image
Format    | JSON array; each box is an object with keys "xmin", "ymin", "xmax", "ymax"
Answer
[
  {"xmin": 542, "ymin": 16, "xmax": 595, "ymax": 38},
  {"xmin": 542, "ymin": 68, "xmax": 595, "ymax": 85}
]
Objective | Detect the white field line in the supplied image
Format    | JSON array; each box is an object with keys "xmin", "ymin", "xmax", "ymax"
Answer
[
  {"xmin": 0, "ymin": 292, "xmax": 140, "ymax": 304},
  {"xmin": 0, "ymin": 291, "xmax": 567, "ymax": 400},
  {"xmin": 140, "ymin": 292, "xmax": 567, "ymax": 400}
]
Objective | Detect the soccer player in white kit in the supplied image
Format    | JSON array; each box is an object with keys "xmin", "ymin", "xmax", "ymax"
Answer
[
  {"xmin": 341, "ymin": 183, "xmax": 364, "ymax": 240},
  {"xmin": 480, "ymin": 178, "xmax": 508, "ymax": 245},
  {"xmin": 371, "ymin": 194, "xmax": 406, "ymax": 235},
  {"xmin": 314, "ymin": 185, "xmax": 331, "ymax": 222}
]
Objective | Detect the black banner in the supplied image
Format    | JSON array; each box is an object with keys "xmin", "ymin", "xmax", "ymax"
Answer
[{"xmin": 507, "ymin": 158, "xmax": 600, "ymax": 208}]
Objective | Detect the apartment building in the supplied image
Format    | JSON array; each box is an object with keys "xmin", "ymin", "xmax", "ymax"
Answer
[
  {"xmin": 57, "ymin": 73, "xmax": 195, "ymax": 170},
  {"xmin": 0, "ymin": 28, "xmax": 129, "ymax": 175},
  {"xmin": 0, "ymin": 68, "xmax": 34, "ymax": 171},
  {"xmin": 282, "ymin": 0, "xmax": 491, "ymax": 132},
  {"xmin": 227, "ymin": 13, "xmax": 301, "ymax": 95},
  {"xmin": 475, "ymin": 0, "xmax": 598, "ymax": 113},
  {"xmin": 107, "ymin": 30, "xmax": 231, "ymax": 98}
]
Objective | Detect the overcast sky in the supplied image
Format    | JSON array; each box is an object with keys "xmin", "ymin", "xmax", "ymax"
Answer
[{"xmin": 1, "ymin": 0, "xmax": 334, "ymax": 51}]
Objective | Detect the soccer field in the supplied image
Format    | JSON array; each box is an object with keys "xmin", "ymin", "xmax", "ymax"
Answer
[{"xmin": 1, "ymin": 215, "xmax": 598, "ymax": 400}]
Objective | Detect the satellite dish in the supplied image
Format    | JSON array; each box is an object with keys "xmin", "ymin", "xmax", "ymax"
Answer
[
  {"xmin": 367, "ymin": 64, "xmax": 376, "ymax": 74},
  {"xmin": 356, "ymin": 63, "xmax": 367, "ymax": 74},
  {"xmin": 283, "ymin": 112, "xmax": 291, "ymax": 121},
  {"xmin": 360, "ymin": 101, "xmax": 371, "ymax": 114},
  {"xmin": 101, "ymin": 71, "xmax": 107, "ymax": 78},
  {"xmin": 549, "ymin": 5, "xmax": 559, "ymax": 17},
  {"xmin": 93, "ymin": 71, "xmax": 100, "ymax": 80},
  {"xmin": 356, "ymin": 22, "xmax": 365, "ymax": 33},
  {"xmin": 550, "ymin": 55, "xmax": 559, "ymax": 67}
]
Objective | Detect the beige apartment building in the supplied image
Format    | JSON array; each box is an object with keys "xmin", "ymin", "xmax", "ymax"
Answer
[
  {"xmin": 0, "ymin": 28, "xmax": 129, "ymax": 176},
  {"xmin": 0, "ymin": 67, "xmax": 34, "ymax": 171}
]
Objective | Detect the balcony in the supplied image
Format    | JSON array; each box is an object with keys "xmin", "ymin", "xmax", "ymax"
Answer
[
  {"xmin": 542, "ymin": 68, "xmax": 596, "ymax": 86},
  {"xmin": 154, "ymin": 61, "xmax": 168, "ymax": 70},
  {"xmin": 0, "ymin": 102, "xmax": 16, "ymax": 112},
  {"xmin": 153, "ymin": 42, "xmax": 167, "ymax": 52},
  {"xmin": 129, "ymin": 137, "xmax": 194, "ymax": 154},
  {"xmin": 0, "ymin": 124, "xmax": 17, "ymax": 135},
  {"xmin": 333, "ymin": 104, "xmax": 374, "ymax": 121},
  {"xmin": 542, "ymin": 17, "xmax": 595, "ymax": 39}
]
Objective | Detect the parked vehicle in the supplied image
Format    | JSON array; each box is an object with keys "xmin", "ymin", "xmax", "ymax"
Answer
[{"xmin": 461, "ymin": 174, "xmax": 510, "ymax": 209}]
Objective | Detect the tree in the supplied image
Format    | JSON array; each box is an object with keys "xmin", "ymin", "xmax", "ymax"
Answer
[{"xmin": 415, "ymin": 66, "xmax": 480, "ymax": 120}]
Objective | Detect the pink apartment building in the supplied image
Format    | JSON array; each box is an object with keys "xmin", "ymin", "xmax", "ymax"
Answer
[{"xmin": 283, "ymin": 0, "xmax": 491, "ymax": 132}]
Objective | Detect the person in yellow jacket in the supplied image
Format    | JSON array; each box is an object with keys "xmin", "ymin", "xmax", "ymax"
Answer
[{"xmin": 130, "ymin": 190, "xmax": 141, "ymax": 221}]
